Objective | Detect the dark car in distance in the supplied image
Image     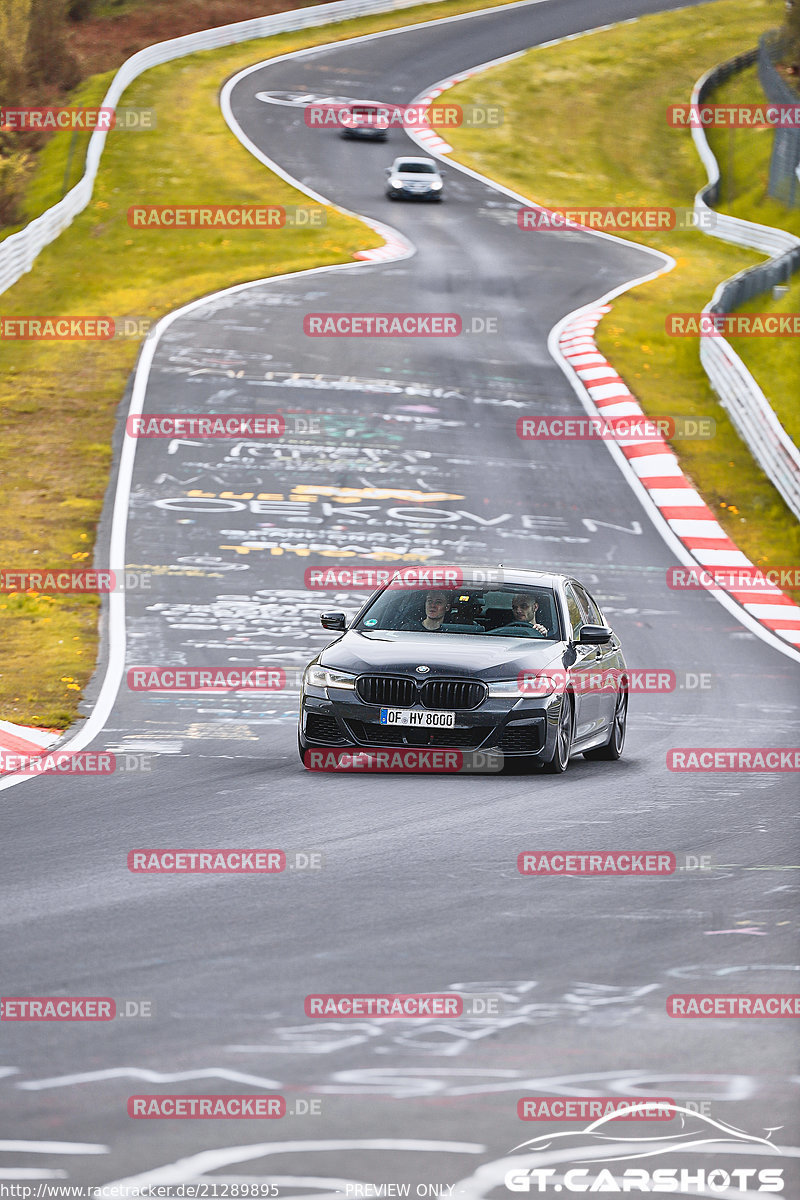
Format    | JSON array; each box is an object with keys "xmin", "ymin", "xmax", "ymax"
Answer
[
  {"xmin": 298, "ymin": 569, "xmax": 628, "ymax": 773},
  {"xmin": 340, "ymin": 101, "xmax": 390, "ymax": 140}
]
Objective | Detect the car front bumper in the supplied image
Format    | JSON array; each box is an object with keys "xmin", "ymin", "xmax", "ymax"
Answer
[{"xmin": 299, "ymin": 684, "xmax": 563, "ymax": 759}]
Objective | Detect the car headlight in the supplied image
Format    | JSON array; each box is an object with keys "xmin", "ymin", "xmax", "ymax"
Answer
[
  {"xmin": 487, "ymin": 678, "xmax": 523, "ymax": 698},
  {"xmin": 430, "ymin": 180, "xmax": 443, "ymax": 189},
  {"xmin": 488, "ymin": 672, "xmax": 561, "ymax": 698},
  {"xmin": 389, "ymin": 177, "xmax": 404, "ymax": 188},
  {"xmin": 303, "ymin": 664, "xmax": 357, "ymax": 690}
]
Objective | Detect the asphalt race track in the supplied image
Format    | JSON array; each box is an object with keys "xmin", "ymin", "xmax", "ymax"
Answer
[{"xmin": 2, "ymin": 0, "xmax": 799, "ymax": 1190}]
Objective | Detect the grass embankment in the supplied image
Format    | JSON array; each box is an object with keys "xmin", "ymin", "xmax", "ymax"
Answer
[
  {"xmin": 438, "ymin": 0, "xmax": 799, "ymax": 588},
  {"xmin": 0, "ymin": 0, "xmax": 524, "ymax": 728}
]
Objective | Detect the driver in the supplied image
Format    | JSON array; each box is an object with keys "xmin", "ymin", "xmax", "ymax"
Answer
[{"xmin": 509, "ymin": 593, "xmax": 548, "ymax": 635}]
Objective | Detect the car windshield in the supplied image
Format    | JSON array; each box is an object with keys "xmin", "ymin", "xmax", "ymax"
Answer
[
  {"xmin": 399, "ymin": 162, "xmax": 436, "ymax": 174},
  {"xmin": 355, "ymin": 584, "xmax": 561, "ymax": 639}
]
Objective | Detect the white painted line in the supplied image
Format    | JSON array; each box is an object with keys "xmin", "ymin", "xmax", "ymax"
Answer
[
  {"xmin": 18, "ymin": 1067, "xmax": 282, "ymax": 1091},
  {"xmin": 587, "ymin": 383, "xmax": 631, "ymax": 400},
  {"xmin": 666, "ymin": 519, "xmax": 728, "ymax": 538},
  {"xmin": 0, "ymin": 721, "xmax": 59, "ymax": 749},
  {"xmin": 0, "ymin": 1171, "xmax": 68, "ymax": 1180},
  {"xmin": 592, "ymin": 401, "xmax": 642, "ymax": 418},
  {"xmin": 575, "ymin": 366, "xmax": 618, "ymax": 381},
  {"xmin": 691, "ymin": 549, "xmax": 753, "ymax": 566},
  {"xmin": 745, "ymin": 604, "xmax": 800, "ymax": 619},
  {"xmin": 648, "ymin": 489, "xmax": 706, "ymax": 507},
  {"xmin": 631, "ymin": 455, "xmax": 682, "ymax": 477},
  {"xmin": 97, "ymin": 1140, "xmax": 485, "ymax": 1195},
  {"xmin": 0, "ymin": 1141, "xmax": 107, "ymax": 1154}
]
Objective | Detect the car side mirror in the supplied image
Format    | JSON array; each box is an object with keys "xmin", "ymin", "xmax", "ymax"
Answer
[
  {"xmin": 577, "ymin": 624, "xmax": 613, "ymax": 645},
  {"xmin": 320, "ymin": 611, "xmax": 347, "ymax": 631},
  {"xmin": 384, "ymin": 166, "xmax": 392, "ymax": 174}
]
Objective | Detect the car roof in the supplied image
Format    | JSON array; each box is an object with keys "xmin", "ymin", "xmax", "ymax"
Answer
[
  {"xmin": 401, "ymin": 567, "xmax": 566, "ymax": 589},
  {"xmin": 392, "ymin": 156, "xmax": 438, "ymax": 167}
]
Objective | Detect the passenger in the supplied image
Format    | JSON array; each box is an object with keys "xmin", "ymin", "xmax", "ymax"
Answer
[{"xmin": 411, "ymin": 589, "xmax": 452, "ymax": 631}]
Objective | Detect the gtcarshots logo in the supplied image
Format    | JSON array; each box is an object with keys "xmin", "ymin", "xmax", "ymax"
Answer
[
  {"xmin": 505, "ymin": 1167, "xmax": 784, "ymax": 1192},
  {"xmin": 504, "ymin": 1105, "xmax": 785, "ymax": 1192}
]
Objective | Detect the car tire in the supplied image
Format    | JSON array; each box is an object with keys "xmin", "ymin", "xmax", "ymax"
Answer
[
  {"xmin": 583, "ymin": 687, "xmax": 627, "ymax": 761},
  {"xmin": 541, "ymin": 693, "xmax": 573, "ymax": 774}
]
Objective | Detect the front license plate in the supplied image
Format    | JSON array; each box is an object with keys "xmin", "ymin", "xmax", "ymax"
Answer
[{"xmin": 380, "ymin": 708, "xmax": 456, "ymax": 728}]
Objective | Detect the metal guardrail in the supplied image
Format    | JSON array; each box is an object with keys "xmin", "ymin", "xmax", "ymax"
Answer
[
  {"xmin": 0, "ymin": 0, "xmax": 441, "ymax": 297},
  {"xmin": 690, "ymin": 53, "xmax": 800, "ymax": 521},
  {"xmin": 759, "ymin": 30, "xmax": 800, "ymax": 208}
]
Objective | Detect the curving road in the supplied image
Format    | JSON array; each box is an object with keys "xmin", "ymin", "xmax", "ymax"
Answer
[{"xmin": 2, "ymin": 0, "xmax": 799, "ymax": 1189}]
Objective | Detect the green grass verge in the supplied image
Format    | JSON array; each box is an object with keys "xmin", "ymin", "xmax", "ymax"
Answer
[
  {"xmin": 0, "ymin": 0, "xmax": 525, "ymax": 728},
  {"xmin": 733, "ymin": 277, "xmax": 800, "ymax": 446},
  {"xmin": 438, "ymin": 0, "xmax": 799, "ymax": 593}
]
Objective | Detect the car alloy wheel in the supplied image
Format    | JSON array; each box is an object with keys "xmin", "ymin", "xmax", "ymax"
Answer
[
  {"xmin": 583, "ymin": 687, "xmax": 628, "ymax": 761},
  {"xmin": 542, "ymin": 693, "xmax": 573, "ymax": 774}
]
